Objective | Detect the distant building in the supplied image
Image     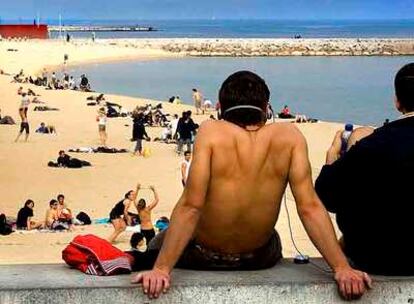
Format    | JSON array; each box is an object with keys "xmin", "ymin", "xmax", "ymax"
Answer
[{"xmin": 0, "ymin": 24, "xmax": 48, "ymax": 39}]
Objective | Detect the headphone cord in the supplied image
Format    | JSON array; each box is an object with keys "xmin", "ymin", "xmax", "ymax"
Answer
[{"xmin": 283, "ymin": 192, "xmax": 333, "ymax": 274}]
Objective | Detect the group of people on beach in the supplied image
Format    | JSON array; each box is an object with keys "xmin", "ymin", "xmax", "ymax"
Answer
[
  {"xmin": 13, "ymin": 68, "xmax": 92, "ymax": 92},
  {"xmin": 14, "ymin": 194, "xmax": 75, "ymax": 231}
]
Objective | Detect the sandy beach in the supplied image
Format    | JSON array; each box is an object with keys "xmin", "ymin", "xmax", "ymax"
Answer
[{"xmin": 0, "ymin": 39, "xmax": 345, "ymax": 265}]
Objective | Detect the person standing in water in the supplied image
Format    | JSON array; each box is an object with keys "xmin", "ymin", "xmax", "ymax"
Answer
[{"xmin": 192, "ymin": 88, "xmax": 203, "ymax": 115}]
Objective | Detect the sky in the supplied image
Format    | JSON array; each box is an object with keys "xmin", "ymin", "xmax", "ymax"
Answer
[{"xmin": 1, "ymin": 0, "xmax": 414, "ymax": 21}]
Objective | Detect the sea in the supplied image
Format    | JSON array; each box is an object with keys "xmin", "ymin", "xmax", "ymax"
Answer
[
  {"xmin": 60, "ymin": 19, "xmax": 414, "ymax": 126},
  {"xmin": 47, "ymin": 19, "xmax": 414, "ymax": 39}
]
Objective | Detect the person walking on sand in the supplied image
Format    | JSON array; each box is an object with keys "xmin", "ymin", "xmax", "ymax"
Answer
[
  {"xmin": 131, "ymin": 71, "xmax": 371, "ymax": 300},
  {"xmin": 181, "ymin": 151, "xmax": 192, "ymax": 187},
  {"xmin": 192, "ymin": 88, "xmax": 203, "ymax": 115},
  {"xmin": 108, "ymin": 183, "xmax": 141, "ymax": 243},
  {"xmin": 132, "ymin": 112, "xmax": 151, "ymax": 156},
  {"xmin": 15, "ymin": 93, "xmax": 30, "ymax": 142},
  {"xmin": 137, "ymin": 185, "xmax": 159, "ymax": 245},
  {"xmin": 97, "ymin": 107, "xmax": 107, "ymax": 146}
]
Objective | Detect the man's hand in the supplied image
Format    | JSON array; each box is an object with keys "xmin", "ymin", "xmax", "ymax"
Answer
[
  {"xmin": 149, "ymin": 185, "xmax": 155, "ymax": 191},
  {"xmin": 136, "ymin": 183, "xmax": 141, "ymax": 190},
  {"xmin": 131, "ymin": 268, "xmax": 170, "ymax": 299},
  {"xmin": 334, "ymin": 267, "xmax": 372, "ymax": 300}
]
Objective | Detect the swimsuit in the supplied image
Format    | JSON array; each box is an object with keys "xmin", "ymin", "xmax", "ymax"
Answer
[
  {"xmin": 20, "ymin": 122, "xmax": 29, "ymax": 134},
  {"xmin": 109, "ymin": 200, "xmax": 125, "ymax": 220}
]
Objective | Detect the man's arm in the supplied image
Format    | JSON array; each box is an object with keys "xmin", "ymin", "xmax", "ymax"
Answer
[
  {"xmin": 147, "ymin": 186, "xmax": 159, "ymax": 211},
  {"xmin": 288, "ymin": 129, "xmax": 372, "ymax": 300},
  {"xmin": 326, "ymin": 131, "xmax": 342, "ymax": 165},
  {"xmin": 132, "ymin": 122, "xmax": 213, "ymax": 299}
]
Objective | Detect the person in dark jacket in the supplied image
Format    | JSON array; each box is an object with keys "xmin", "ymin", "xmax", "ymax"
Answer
[
  {"xmin": 174, "ymin": 111, "xmax": 199, "ymax": 155},
  {"xmin": 315, "ymin": 63, "xmax": 414, "ymax": 276},
  {"xmin": 132, "ymin": 113, "xmax": 150, "ymax": 156},
  {"xmin": 57, "ymin": 150, "xmax": 91, "ymax": 168}
]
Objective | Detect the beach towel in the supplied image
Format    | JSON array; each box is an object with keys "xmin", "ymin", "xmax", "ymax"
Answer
[
  {"xmin": 62, "ymin": 234, "xmax": 131, "ymax": 275},
  {"xmin": 93, "ymin": 218, "xmax": 110, "ymax": 224}
]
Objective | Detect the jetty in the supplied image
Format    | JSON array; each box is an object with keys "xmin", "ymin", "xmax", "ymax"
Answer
[{"xmin": 48, "ymin": 25, "xmax": 156, "ymax": 32}]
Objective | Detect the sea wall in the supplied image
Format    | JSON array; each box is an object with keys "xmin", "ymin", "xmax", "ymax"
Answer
[
  {"xmin": 107, "ymin": 38, "xmax": 414, "ymax": 57},
  {"xmin": 158, "ymin": 38, "xmax": 414, "ymax": 57},
  {"xmin": 1, "ymin": 260, "xmax": 414, "ymax": 304}
]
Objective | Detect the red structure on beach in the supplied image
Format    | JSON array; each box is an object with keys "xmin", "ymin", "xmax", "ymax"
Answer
[{"xmin": 0, "ymin": 24, "xmax": 48, "ymax": 39}]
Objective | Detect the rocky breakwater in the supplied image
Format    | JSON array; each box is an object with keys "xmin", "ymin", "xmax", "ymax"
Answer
[{"xmin": 157, "ymin": 38, "xmax": 414, "ymax": 57}]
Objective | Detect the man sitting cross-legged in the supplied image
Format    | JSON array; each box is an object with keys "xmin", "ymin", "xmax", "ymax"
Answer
[{"xmin": 131, "ymin": 71, "xmax": 372, "ymax": 300}]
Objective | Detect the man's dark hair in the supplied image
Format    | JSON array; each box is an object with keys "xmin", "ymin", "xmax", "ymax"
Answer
[
  {"xmin": 219, "ymin": 71, "xmax": 270, "ymax": 127},
  {"xmin": 57, "ymin": 194, "xmax": 64, "ymax": 200},
  {"xmin": 130, "ymin": 232, "xmax": 144, "ymax": 249},
  {"xmin": 24, "ymin": 199, "xmax": 34, "ymax": 207},
  {"xmin": 184, "ymin": 151, "xmax": 191, "ymax": 156},
  {"xmin": 49, "ymin": 199, "xmax": 58, "ymax": 207},
  {"xmin": 192, "ymin": 89, "xmax": 197, "ymax": 92},
  {"xmin": 395, "ymin": 63, "xmax": 414, "ymax": 112}
]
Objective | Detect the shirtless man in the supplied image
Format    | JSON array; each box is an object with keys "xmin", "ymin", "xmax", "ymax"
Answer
[
  {"xmin": 45, "ymin": 199, "xmax": 59, "ymax": 229},
  {"xmin": 181, "ymin": 151, "xmax": 192, "ymax": 187},
  {"xmin": 132, "ymin": 71, "xmax": 371, "ymax": 300},
  {"xmin": 137, "ymin": 185, "xmax": 159, "ymax": 245},
  {"xmin": 192, "ymin": 88, "xmax": 203, "ymax": 115}
]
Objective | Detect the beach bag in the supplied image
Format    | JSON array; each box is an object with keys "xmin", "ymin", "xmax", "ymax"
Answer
[
  {"xmin": 0, "ymin": 214, "xmax": 13, "ymax": 235},
  {"xmin": 62, "ymin": 234, "xmax": 131, "ymax": 276},
  {"xmin": 142, "ymin": 147, "xmax": 152, "ymax": 158},
  {"xmin": 76, "ymin": 212, "xmax": 91, "ymax": 225}
]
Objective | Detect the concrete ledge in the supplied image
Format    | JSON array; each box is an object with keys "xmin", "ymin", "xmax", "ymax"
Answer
[{"xmin": 0, "ymin": 259, "xmax": 413, "ymax": 303}]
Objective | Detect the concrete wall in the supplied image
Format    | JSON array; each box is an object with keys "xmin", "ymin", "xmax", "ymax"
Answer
[{"xmin": 1, "ymin": 259, "xmax": 413, "ymax": 304}]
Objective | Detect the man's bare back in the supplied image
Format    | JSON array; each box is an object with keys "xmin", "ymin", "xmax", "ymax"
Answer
[
  {"xmin": 194, "ymin": 120, "xmax": 297, "ymax": 253},
  {"xmin": 133, "ymin": 70, "xmax": 371, "ymax": 301}
]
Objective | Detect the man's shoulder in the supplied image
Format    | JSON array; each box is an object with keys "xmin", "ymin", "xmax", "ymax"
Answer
[{"xmin": 265, "ymin": 122, "xmax": 305, "ymax": 143}]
